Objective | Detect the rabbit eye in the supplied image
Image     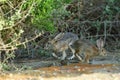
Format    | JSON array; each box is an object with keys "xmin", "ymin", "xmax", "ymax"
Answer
[
  {"xmin": 102, "ymin": 49, "xmax": 104, "ymax": 52},
  {"xmin": 55, "ymin": 40, "xmax": 58, "ymax": 43}
]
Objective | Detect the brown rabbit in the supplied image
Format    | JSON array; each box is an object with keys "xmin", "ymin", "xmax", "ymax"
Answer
[
  {"xmin": 71, "ymin": 38, "xmax": 107, "ymax": 63},
  {"xmin": 47, "ymin": 32, "xmax": 79, "ymax": 60}
]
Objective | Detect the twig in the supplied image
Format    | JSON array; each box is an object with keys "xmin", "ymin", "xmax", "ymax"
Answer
[
  {"xmin": 13, "ymin": 2, "xmax": 35, "ymax": 27},
  {"xmin": 0, "ymin": 32, "xmax": 44, "ymax": 51}
]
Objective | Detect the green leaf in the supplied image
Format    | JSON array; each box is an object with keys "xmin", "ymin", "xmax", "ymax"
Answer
[{"xmin": 0, "ymin": 0, "xmax": 6, "ymax": 2}]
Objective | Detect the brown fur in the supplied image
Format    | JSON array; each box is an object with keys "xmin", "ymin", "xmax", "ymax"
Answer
[{"xmin": 72, "ymin": 39, "xmax": 106, "ymax": 63}]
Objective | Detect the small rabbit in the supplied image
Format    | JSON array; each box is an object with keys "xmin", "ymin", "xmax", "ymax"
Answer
[
  {"xmin": 48, "ymin": 32, "xmax": 79, "ymax": 60},
  {"xmin": 71, "ymin": 38, "xmax": 107, "ymax": 63}
]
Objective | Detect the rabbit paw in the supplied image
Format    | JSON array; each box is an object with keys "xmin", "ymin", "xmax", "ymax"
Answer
[
  {"xmin": 57, "ymin": 57, "xmax": 62, "ymax": 59},
  {"xmin": 68, "ymin": 55, "xmax": 75, "ymax": 60}
]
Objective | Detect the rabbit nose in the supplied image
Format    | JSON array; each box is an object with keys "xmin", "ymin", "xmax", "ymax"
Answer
[
  {"xmin": 104, "ymin": 52, "xmax": 107, "ymax": 56},
  {"xmin": 102, "ymin": 51, "xmax": 107, "ymax": 56}
]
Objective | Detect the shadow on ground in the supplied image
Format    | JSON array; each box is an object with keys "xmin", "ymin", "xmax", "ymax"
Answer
[{"xmin": 0, "ymin": 52, "xmax": 120, "ymax": 80}]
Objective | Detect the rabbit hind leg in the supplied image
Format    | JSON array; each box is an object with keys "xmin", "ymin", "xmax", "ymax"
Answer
[
  {"xmin": 84, "ymin": 53, "xmax": 90, "ymax": 63},
  {"xmin": 67, "ymin": 46, "xmax": 75, "ymax": 60},
  {"xmin": 75, "ymin": 49, "xmax": 83, "ymax": 62},
  {"xmin": 61, "ymin": 51, "xmax": 67, "ymax": 60}
]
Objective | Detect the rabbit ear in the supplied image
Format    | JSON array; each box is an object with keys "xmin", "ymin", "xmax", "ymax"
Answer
[
  {"xmin": 54, "ymin": 33, "xmax": 64, "ymax": 40},
  {"xmin": 96, "ymin": 38, "xmax": 104, "ymax": 49}
]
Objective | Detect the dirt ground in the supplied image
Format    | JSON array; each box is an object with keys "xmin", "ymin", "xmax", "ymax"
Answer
[{"xmin": 0, "ymin": 51, "xmax": 120, "ymax": 80}]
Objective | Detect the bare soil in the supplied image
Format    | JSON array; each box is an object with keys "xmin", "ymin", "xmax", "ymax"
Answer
[{"xmin": 0, "ymin": 52, "xmax": 120, "ymax": 80}]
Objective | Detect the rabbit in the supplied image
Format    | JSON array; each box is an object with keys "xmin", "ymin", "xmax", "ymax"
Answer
[
  {"xmin": 47, "ymin": 32, "xmax": 79, "ymax": 60},
  {"xmin": 71, "ymin": 38, "xmax": 107, "ymax": 63}
]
